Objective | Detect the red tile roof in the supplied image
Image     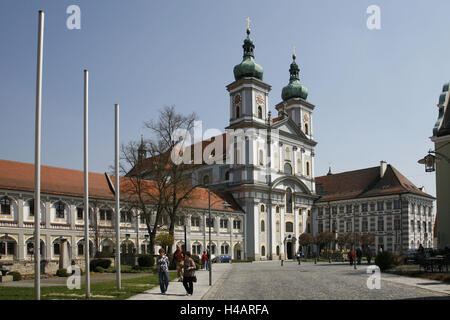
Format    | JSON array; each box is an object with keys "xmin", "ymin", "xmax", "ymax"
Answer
[
  {"xmin": 315, "ymin": 164, "xmax": 434, "ymax": 202},
  {"xmin": 0, "ymin": 159, "xmax": 242, "ymax": 212}
]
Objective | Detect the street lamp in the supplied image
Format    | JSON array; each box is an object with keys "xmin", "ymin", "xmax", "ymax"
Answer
[{"xmin": 418, "ymin": 150, "xmax": 450, "ymax": 172}]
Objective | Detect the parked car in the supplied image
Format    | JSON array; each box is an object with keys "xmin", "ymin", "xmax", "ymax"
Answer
[
  {"xmin": 212, "ymin": 254, "xmax": 231, "ymax": 263},
  {"xmin": 405, "ymin": 249, "xmax": 418, "ymax": 264}
]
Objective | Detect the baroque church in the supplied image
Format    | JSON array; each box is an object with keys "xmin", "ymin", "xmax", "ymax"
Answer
[{"xmin": 190, "ymin": 25, "xmax": 318, "ymax": 260}]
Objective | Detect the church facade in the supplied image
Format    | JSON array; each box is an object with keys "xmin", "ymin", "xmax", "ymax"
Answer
[{"xmin": 191, "ymin": 26, "xmax": 318, "ymax": 260}]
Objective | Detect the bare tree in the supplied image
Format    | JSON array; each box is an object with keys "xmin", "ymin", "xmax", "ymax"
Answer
[
  {"xmin": 119, "ymin": 139, "xmax": 171, "ymax": 258},
  {"xmin": 144, "ymin": 106, "xmax": 201, "ymax": 246}
]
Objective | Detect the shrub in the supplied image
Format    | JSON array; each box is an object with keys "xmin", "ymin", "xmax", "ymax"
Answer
[
  {"xmin": 7, "ymin": 271, "xmax": 21, "ymax": 281},
  {"xmin": 191, "ymin": 255, "xmax": 200, "ymax": 265},
  {"xmin": 375, "ymin": 251, "xmax": 395, "ymax": 271},
  {"xmin": 90, "ymin": 258, "xmax": 112, "ymax": 271},
  {"xmin": 137, "ymin": 254, "xmax": 154, "ymax": 268},
  {"xmin": 95, "ymin": 266, "xmax": 104, "ymax": 273},
  {"xmin": 56, "ymin": 268, "xmax": 68, "ymax": 277},
  {"xmin": 392, "ymin": 254, "xmax": 405, "ymax": 266}
]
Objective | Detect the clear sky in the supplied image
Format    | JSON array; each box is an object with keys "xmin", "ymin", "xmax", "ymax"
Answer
[{"xmin": 1, "ymin": 0, "xmax": 449, "ymax": 198}]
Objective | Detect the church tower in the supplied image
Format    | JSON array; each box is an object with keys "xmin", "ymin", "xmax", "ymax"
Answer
[
  {"xmin": 276, "ymin": 52, "xmax": 315, "ymax": 140},
  {"xmin": 226, "ymin": 21, "xmax": 271, "ymax": 130}
]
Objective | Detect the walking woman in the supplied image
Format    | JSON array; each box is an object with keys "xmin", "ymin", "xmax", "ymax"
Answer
[
  {"xmin": 157, "ymin": 248, "xmax": 170, "ymax": 294},
  {"xmin": 182, "ymin": 251, "xmax": 196, "ymax": 296}
]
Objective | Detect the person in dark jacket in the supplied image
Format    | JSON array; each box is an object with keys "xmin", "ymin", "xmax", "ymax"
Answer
[
  {"xmin": 356, "ymin": 248, "xmax": 363, "ymax": 265},
  {"xmin": 182, "ymin": 251, "xmax": 196, "ymax": 296},
  {"xmin": 365, "ymin": 248, "xmax": 372, "ymax": 265}
]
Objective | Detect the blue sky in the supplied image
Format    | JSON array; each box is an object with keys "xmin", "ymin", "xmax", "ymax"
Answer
[{"xmin": 1, "ymin": 0, "xmax": 448, "ymax": 197}]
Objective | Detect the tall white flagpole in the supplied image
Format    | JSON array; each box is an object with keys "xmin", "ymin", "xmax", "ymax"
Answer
[
  {"xmin": 84, "ymin": 70, "xmax": 91, "ymax": 298},
  {"xmin": 115, "ymin": 104, "xmax": 121, "ymax": 290},
  {"xmin": 34, "ymin": 10, "xmax": 44, "ymax": 301}
]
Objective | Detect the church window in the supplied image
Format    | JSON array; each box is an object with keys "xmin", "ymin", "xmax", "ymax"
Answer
[
  {"xmin": 236, "ymin": 106, "xmax": 240, "ymax": 118},
  {"xmin": 276, "ymin": 246, "xmax": 280, "ymax": 256},
  {"xmin": 258, "ymin": 106, "xmax": 263, "ymax": 119},
  {"xmin": 261, "ymin": 220, "xmax": 265, "ymax": 232},
  {"xmin": 286, "ymin": 188, "xmax": 293, "ymax": 213},
  {"xmin": 306, "ymin": 162, "xmax": 310, "ymax": 176},
  {"xmin": 305, "ymin": 123, "xmax": 309, "ymax": 135},
  {"xmin": 276, "ymin": 206, "xmax": 280, "ymax": 214},
  {"xmin": 284, "ymin": 163, "xmax": 292, "ymax": 175},
  {"xmin": 285, "ymin": 222, "xmax": 293, "ymax": 233},
  {"xmin": 0, "ymin": 197, "xmax": 11, "ymax": 215},
  {"xmin": 260, "ymin": 204, "xmax": 265, "ymax": 213},
  {"xmin": 261, "ymin": 245, "xmax": 266, "ymax": 256}
]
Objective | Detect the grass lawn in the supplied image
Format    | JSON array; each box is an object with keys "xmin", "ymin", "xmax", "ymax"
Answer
[
  {"xmin": 0, "ymin": 271, "xmax": 178, "ymax": 300},
  {"xmin": 386, "ymin": 265, "xmax": 450, "ymax": 283}
]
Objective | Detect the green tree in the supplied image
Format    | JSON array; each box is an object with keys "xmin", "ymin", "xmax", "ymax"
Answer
[{"xmin": 155, "ymin": 232, "xmax": 175, "ymax": 254}]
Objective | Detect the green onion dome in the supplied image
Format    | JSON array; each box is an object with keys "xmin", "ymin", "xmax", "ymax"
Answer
[
  {"xmin": 233, "ymin": 28, "xmax": 264, "ymax": 81},
  {"xmin": 281, "ymin": 54, "xmax": 308, "ymax": 101}
]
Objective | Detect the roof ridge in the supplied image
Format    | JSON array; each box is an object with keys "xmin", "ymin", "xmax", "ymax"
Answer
[{"xmin": 316, "ymin": 165, "xmax": 379, "ymax": 179}]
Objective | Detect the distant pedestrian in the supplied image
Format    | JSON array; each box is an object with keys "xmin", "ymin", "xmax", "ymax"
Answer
[
  {"xmin": 356, "ymin": 248, "xmax": 363, "ymax": 265},
  {"xmin": 365, "ymin": 248, "xmax": 372, "ymax": 265},
  {"xmin": 347, "ymin": 250, "xmax": 353, "ymax": 265},
  {"xmin": 201, "ymin": 251, "xmax": 208, "ymax": 270},
  {"xmin": 156, "ymin": 248, "xmax": 169, "ymax": 295},
  {"xmin": 182, "ymin": 251, "xmax": 196, "ymax": 296},
  {"xmin": 174, "ymin": 245, "xmax": 184, "ymax": 282}
]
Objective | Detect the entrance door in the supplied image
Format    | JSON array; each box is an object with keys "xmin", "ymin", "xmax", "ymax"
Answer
[{"xmin": 286, "ymin": 242, "xmax": 292, "ymax": 259}]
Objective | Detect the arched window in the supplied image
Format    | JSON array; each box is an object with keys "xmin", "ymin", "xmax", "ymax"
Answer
[
  {"xmin": 284, "ymin": 163, "xmax": 292, "ymax": 174},
  {"xmin": 202, "ymin": 174, "xmax": 210, "ymax": 185},
  {"xmin": 286, "ymin": 188, "xmax": 293, "ymax": 213},
  {"xmin": 236, "ymin": 106, "xmax": 240, "ymax": 118},
  {"xmin": 258, "ymin": 106, "xmax": 263, "ymax": 119},
  {"xmin": 261, "ymin": 245, "xmax": 266, "ymax": 256},
  {"xmin": 276, "ymin": 206, "xmax": 280, "ymax": 213},
  {"xmin": 259, "ymin": 149, "xmax": 264, "ymax": 166},
  {"xmin": 224, "ymin": 170, "xmax": 230, "ymax": 181},
  {"xmin": 0, "ymin": 197, "xmax": 11, "ymax": 215},
  {"xmin": 261, "ymin": 220, "xmax": 265, "ymax": 232},
  {"xmin": 286, "ymin": 222, "xmax": 294, "ymax": 233},
  {"xmin": 306, "ymin": 162, "xmax": 310, "ymax": 176},
  {"xmin": 260, "ymin": 204, "xmax": 265, "ymax": 213},
  {"xmin": 305, "ymin": 123, "xmax": 309, "ymax": 135},
  {"xmin": 276, "ymin": 245, "xmax": 280, "ymax": 256},
  {"xmin": 55, "ymin": 202, "xmax": 65, "ymax": 219}
]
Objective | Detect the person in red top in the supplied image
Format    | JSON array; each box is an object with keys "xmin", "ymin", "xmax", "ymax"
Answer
[
  {"xmin": 347, "ymin": 250, "xmax": 354, "ymax": 265},
  {"xmin": 174, "ymin": 245, "xmax": 184, "ymax": 282},
  {"xmin": 201, "ymin": 251, "xmax": 207, "ymax": 270}
]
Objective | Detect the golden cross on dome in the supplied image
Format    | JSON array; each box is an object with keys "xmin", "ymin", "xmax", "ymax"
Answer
[
  {"xmin": 246, "ymin": 17, "xmax": 251, "ymax": 28},
  {"xmin": 292, "ymin": 44, "xmax": 297, "ymax": 59}
]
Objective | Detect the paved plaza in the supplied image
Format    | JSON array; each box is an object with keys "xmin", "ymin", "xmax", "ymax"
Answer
[{"xmin": 203, "ymin": 261, "xmax": 450, "ymax": 300}]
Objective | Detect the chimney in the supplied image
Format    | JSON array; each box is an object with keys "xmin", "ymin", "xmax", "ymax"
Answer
[{"xmin": 380, "ymin": 161, "xmax": 387, "ymax": 178}]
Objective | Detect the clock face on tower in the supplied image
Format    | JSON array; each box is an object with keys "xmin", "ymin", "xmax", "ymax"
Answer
[
  {"xmin": 303, "ymin": 113, "xmax": 309, "ymax": 122},
  {"xmin": 234, "ymin": 94, "xmax": 241, "ymax": 105},
  {"xmin": 256, "ymin": 94, "xmax": 264, "ymax": 105}
]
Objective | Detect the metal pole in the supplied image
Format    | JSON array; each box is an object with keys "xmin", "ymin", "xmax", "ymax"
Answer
[
  {"xmin": 115, "ymin": 104, "xmax": 121, "ymax": 290},
  {"xmin": 34, "ymin": 10, "xmax": 44, "ymax": 301},
  {"xmin": 354, "ymin": 210, "xmax": 357, "ymax": 270},
  {"xmin": 208, "ymin": 190, "xmax": 212, "ymax": 286},
  {"xmin": 83, "ymin": 70, "xmax": 91, "ymax": 298}
]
